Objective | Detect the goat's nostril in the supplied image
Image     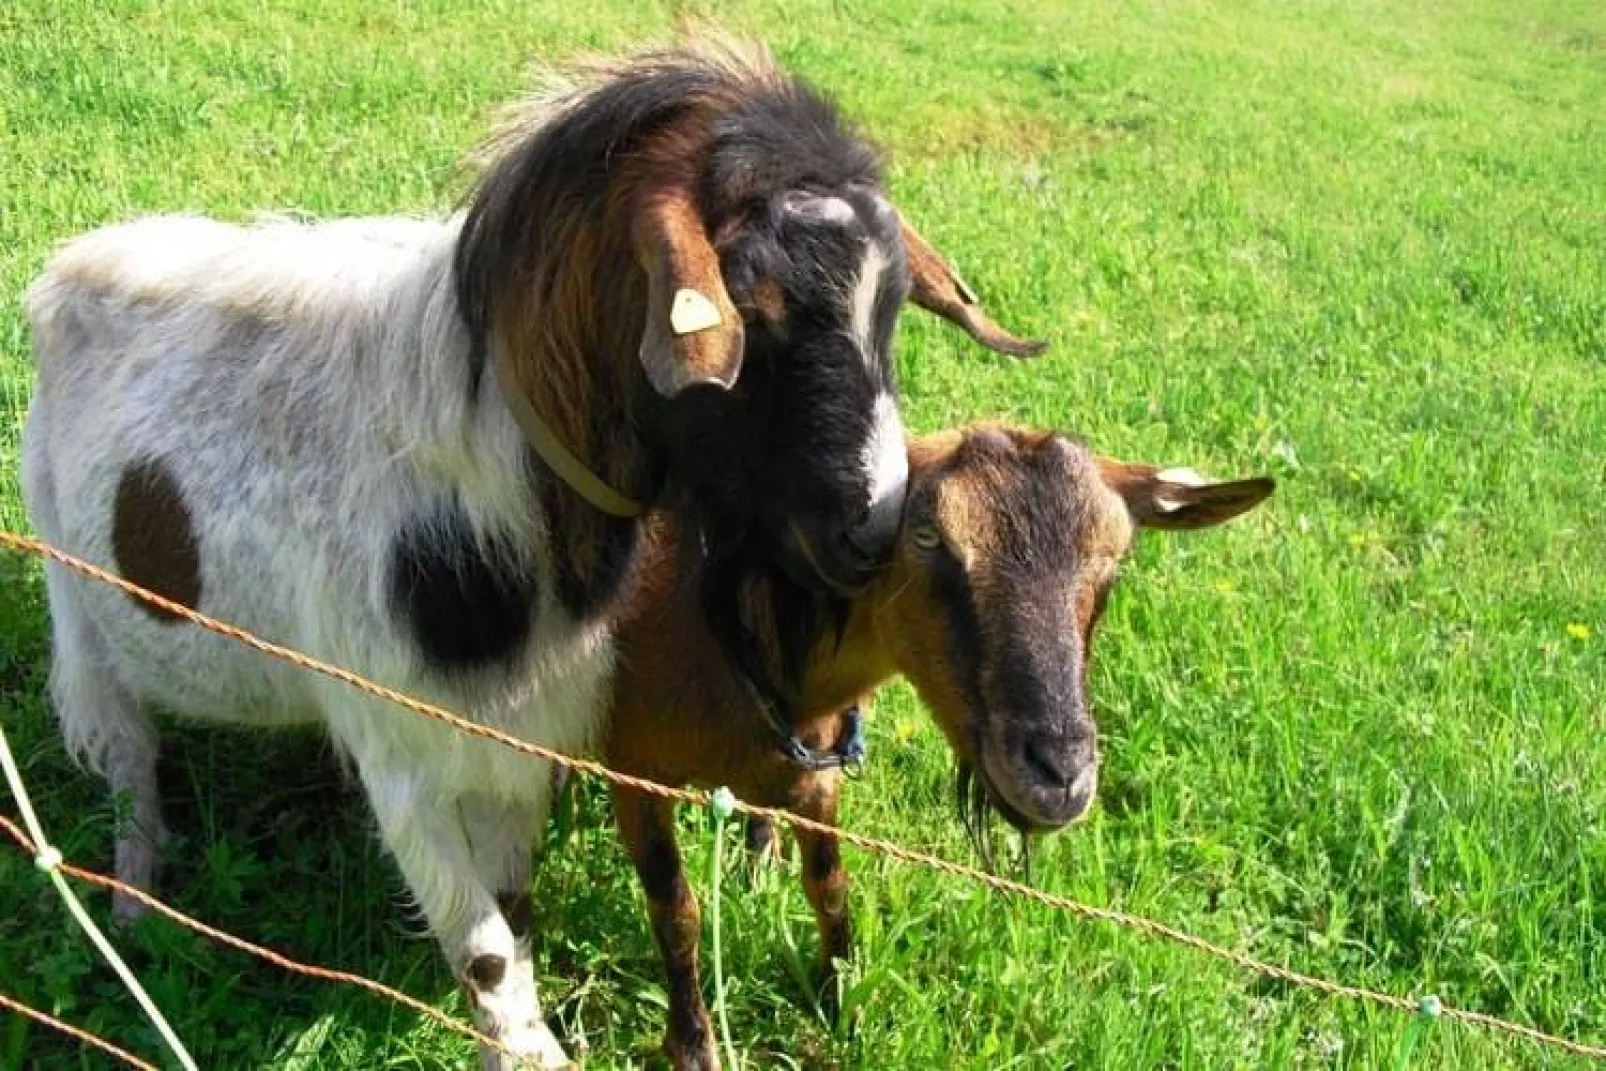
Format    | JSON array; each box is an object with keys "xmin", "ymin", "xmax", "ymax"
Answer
[{"xmin": 1022, "ymin": 740, "xmax": 1070, "ymax": 788}]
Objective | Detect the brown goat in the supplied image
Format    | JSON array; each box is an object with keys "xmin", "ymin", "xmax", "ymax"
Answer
[{"xmin": 603, "ymin": 424, "xmax": 1274, "ymax": 1068}]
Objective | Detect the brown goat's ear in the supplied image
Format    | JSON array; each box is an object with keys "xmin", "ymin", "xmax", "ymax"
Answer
[
  {"xmin": 1097, "ymin": 460, "xmax": 1275, "ymax": 530},
  {"xmin": 898, "ymin": 212, "xmax": 1048, "ymax": 359},
  {"xmin": 634, "ymin": 187, "xmax": 745, "ymax": 397}
]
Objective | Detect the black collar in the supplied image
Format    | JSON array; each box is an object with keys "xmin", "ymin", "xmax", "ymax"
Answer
[{"xmin": 732, "ymin": 667, "xmax": 867, "ymax": 774}]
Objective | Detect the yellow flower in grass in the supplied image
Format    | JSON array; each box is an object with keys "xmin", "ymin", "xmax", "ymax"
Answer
[{"xmin": 1565, "ymin": 622, "xmax": 1591, "ymax": 641}]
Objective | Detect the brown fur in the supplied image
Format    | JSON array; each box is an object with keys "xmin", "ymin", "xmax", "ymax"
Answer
[
  {"xmin": 459, "ymin": 36, "xmax": 1049, "ymax": 633},
  {"xmin": 605, "ymin": 427, "xmax": 1099, "ymax": 1067},
  {"xmin": 111, "ymin": 457, "xmax": 202, "ymax": 622}
]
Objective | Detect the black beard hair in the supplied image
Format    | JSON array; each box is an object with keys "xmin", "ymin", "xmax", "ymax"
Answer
[{"xmin": 956, "ymin": 763, "xmax": 1034, "ymax": 879}]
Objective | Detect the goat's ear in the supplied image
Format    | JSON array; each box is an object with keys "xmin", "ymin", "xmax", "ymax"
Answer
[
  {"xmin": 1097, "ymin": 459, "xmax": 1275, "ymax": 530},
  {"xmin": 634, "ymin": 187, "xmax": 745, "ymax": 398},
  {"xmin": 897, "ymin": 212, "xmax": 1049, "ymax": 359}
]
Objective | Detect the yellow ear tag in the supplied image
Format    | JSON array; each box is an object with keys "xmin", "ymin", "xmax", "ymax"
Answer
[{"xmin": 670, "ymin": 288, "xmax": 723, "ymax": 336}]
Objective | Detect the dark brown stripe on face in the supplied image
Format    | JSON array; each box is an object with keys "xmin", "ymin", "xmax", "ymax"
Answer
[
  {"xmin": 927, "ymin": 546, "xmax": 989, "ymax": 728},
  {"xmin": 111, "ymin": 457, "xmax": 202, "ymax": 622}
]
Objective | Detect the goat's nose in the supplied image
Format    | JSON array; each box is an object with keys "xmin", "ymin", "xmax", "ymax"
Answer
[
  {"xmin": 1021, "ymin": 735, "xmax": 1071, "ymax": 788},
  {"xmin": 840, "ymin": 505, "xmax": 900, "ymax": 568},
  {"xmin": 1021, "ymin": 727, "xmax": 1099, "ymax": 811}
]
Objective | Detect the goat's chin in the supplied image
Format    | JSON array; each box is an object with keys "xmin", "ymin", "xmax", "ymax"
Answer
[
  {"xmin": 976, "ymin": 750, "xmax": 1076, "ymax": 835},
  {"xmin": 777, "ymin": 523, "xmax": 876, "ymax": 598}
]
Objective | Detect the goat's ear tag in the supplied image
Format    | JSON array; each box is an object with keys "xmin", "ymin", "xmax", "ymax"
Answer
[{"xmin": 670, "ymin": 288, "xmax": 723, "ymax": 336}]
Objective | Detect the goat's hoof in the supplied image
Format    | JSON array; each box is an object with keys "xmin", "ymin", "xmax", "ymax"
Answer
[
  {"xmin": 111, "ymin": 890, "xmax": 150, "ymax": 927},
  {"xmin": 479, "ymin": 1019, "xmax": 572, "ymax": 1069},
  {"xmin": 663, "ymin": 1037, "xmax": 719, "ymax": 1071}
]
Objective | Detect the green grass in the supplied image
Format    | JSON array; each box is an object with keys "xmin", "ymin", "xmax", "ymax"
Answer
[{"xmin": 2, "ymin": 0, "xmax": 1604, "ymax": 1067}]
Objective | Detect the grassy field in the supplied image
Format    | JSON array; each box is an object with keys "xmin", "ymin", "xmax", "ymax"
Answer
[{"xmin": 2, "ymin": 0, "xmax": 1604, "ymax": 1067}]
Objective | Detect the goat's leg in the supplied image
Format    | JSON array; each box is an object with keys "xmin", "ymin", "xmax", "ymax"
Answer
[
  {"xmin": 462, "ymin": 791, "xmax": 542, "ymax": 932},
  {"xmin": 612, "ymin": 784, "xmax": 717, "ymax": 1071},
  {"xmin": 793, "ymin": 775, "xmax": 851, "ymax": 1022},
  {"xmin": 743, "ymin": 815, "xmax": 783, "ymax": 868},
  {"xmin": 460, "ymin": 792, "xmax": 547, "ymax": 1066},
  {"xmin": 42, "ymin": 567, "xmax": 167, "ymax": 924},
  {"xmin": 359, "ymin": 766, "xmax": 568, "ymax": 1070}
]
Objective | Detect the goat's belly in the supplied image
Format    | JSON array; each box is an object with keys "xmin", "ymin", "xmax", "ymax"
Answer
[
  {"xmin": 72, "ymin": 547, "xmax": 616, "ymax": 806},
  {"xmin": 67, "ymin": 554, "xmax": 329, "ymax": 730}
]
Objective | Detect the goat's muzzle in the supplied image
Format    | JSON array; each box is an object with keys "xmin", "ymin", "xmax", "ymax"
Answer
[
  {"xmin": 982, "ymin": 721, "xmax": 1100, "ymax": 831},
  {"xmin": 779, "ymin": 510, "xmax": 895, "ymax": 597}
]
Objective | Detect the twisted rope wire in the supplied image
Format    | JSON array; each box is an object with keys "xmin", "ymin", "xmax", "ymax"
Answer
[
  {"xmin": 0, "ymin": 814, "xmax": 510, "ymax": 1060},
  {"xmin": 0, "ymin": 989, "xmax": 158, "ymax": 1070},
  {"xmin": 0, "ymin": 720, "xmax": 196, "ymax": 1069}
]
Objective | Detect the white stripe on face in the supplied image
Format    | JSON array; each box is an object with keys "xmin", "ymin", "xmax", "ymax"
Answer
[
  {"xmin": 863, "ymin": 392, "xmax": 908, "ymax": 520},
  {"xmin": 849, "ymin": 242, "xmax": 888, "ymax": 361}
]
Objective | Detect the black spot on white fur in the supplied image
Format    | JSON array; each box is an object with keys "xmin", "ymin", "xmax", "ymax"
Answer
[
  {"xmin": 466, "ymin": 953, "xmax": 508, "ymax": 991},
  {"xmin": 388, "ymin": 499, "xmax": 536, "ymax": 673}
]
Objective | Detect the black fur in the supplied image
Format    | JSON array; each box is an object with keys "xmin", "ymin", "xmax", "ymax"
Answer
[
  {"xmin": 540, "ymin": 469, "xmax": 643, "ymax": 623},
  {"xmin": 454, "ymin": 52, "xmax": 887, "ymax": 387},
  {"xmin": 466, "ymin": 953, "xmax": 508, "ymax": 991},
  {"xmin": 388, "ymin": 499, "xmax": 537, "ymax": 673},
  {"xmin": 497, "ymin": 892, "xmax": 535, "ymax": 942}
]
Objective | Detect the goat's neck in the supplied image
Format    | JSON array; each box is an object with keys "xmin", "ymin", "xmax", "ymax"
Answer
[{"xmin": 795, "ymin": 596, "xmax": 897, "ymax": 721}]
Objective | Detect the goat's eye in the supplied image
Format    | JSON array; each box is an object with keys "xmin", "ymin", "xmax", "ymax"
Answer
[{"xmin": 911, "ymin": 525, "xmax": 942, "ymax": 551}]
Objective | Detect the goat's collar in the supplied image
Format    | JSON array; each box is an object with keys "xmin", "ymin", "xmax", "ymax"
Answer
[
  {"xmin": 734, "ymin": 668, "xmax": 867, "ymax": 774},
  {"xmin": 493, "ymin": 353, "xmax": 644, "ymax": 518}
]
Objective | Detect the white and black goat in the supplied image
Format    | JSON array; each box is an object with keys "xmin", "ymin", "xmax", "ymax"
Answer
[{"xmin": 19, "ymin": 37, "xmax": 1039, "ymax": 1068}]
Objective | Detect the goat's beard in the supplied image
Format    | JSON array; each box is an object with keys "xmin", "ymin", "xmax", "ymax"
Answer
[{"xmin": 956, "ymin": 763, "xmax": 1034, "ymax": 878}]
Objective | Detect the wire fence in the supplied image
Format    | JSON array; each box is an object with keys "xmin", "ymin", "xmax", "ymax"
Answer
[
  {"xmin": 0, "ymin": 813, "xmax": 511, "ymax": 1061},
  {"xmin": 2, "ymin": 527, "xmax": 1604, "ymax": 1065},
  {"xmin": 0, "ymin": 990, "xmax": 158, "ymax": 1071}
]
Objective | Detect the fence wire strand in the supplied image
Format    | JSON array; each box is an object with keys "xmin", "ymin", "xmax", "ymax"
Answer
[
  {"xmin": 0, "ymin": 989, "xmax": 158, "ymax": 1071},
  {"xmin": 0, "ymin": 718, "xmax": 197, "ymax": 1070},
  {"xmin": 0, "ymin": 813, "xmax": 511, "ymax": 1061},
  {"xmin": 3, "ymin": 528, "xmax": 1603, "ymax": 1064}
]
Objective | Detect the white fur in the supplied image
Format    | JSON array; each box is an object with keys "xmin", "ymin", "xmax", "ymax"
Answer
[
  {"xmin": 849, "ymin": 242, "xmax": 887, "ymax": 358},
  {"xmin": 21, "ymin": 213, "xmax": 609, "ymax": 1068},
  {"xmin": 863, "ymin": 392, "xmax": 908, "ymax": 521},
  {"xmin": 1155, "ymin": 466, "xmax": 1207, "ymax": 513}
]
